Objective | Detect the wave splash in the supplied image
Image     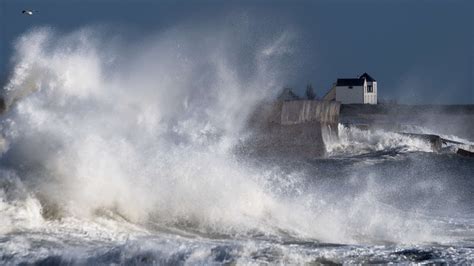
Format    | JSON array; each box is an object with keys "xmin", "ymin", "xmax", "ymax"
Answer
[
  {"xmin": 0, "ymin": 25, "xmax": 468, "ymax": 252},
  {"xmin": 324, "ymin": 124, "xmax": 434, "ymax": 156},
  {"xmin": 0, "ymin": 26, "xmax": 299, "ymax": 235}
]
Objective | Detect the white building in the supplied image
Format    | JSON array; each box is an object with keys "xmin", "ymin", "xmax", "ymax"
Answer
[{"xmin": 323, "ymin": 72, "xmax": 377, "ymax": 104}]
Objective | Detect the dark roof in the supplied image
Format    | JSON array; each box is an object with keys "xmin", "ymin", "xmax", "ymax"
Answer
[
  {"xmin": 278, "ymin": 88, "xmax": 300, "ymax": 101},
  {"xmin": 336, "ymin": 78, "xmax": 364, "ymax": 87},
  {"xmin": 360, "ymin": 72, "xmax": 376, "ymax": 82}
]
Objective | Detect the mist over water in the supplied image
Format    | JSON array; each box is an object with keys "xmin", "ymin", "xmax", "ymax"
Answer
[{"xmin": 1, "ymin": 22, "xmax": 474, "ymax": 264}]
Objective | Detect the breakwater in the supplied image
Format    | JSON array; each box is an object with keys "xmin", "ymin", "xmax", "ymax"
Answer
[
  {"xmin": 242, "ymin": 100, "xmax": 340, "ymax": 157},
  {"xmin": 340, "ymin": 104, "xmax": 474, "ymax": 141}
]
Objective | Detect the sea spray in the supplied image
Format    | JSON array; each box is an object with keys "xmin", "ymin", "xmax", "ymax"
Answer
[
  {"xmin": 0, "ymin": 24, "xmax": 472, "ymax": 264},
  {"xmin": 0, "ymin": 26, "xmax": 323, "ymax": 238},
  {"xmin": 324, "ymin": 124, "xmax": 434, "ymax": 155}
]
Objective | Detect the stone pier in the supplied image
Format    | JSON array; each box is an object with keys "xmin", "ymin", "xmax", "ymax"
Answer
[{"xmin": 242, "ymin": 100, "xmax": 341, "ymax": 157}]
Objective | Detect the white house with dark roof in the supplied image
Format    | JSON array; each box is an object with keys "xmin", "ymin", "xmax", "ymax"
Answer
[{"xmin": 323, "ymin": 72, "xmax": 377, "ymax": 104}]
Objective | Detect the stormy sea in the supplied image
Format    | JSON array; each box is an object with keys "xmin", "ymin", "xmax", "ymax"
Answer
[{"xmin": 0, "ymin": 27, "xmax": 473, "ymax": 265}]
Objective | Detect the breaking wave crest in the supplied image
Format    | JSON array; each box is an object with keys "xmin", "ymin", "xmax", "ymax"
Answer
[
  {"xmin": 0, "ymin": 26, "xmax": 302, "ymax": 236},
  {"xmin": 324, "ymin": 124, "xmax": 434, "ymax": 156}
]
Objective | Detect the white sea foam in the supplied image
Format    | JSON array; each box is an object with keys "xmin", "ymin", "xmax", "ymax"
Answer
[{"xmin": 324, "ymin": 124, "xmax": 434, "ymax": 156}]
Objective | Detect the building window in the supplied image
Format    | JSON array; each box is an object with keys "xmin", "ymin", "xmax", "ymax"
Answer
[{"xmin": 367, "ymin": 85, "xmax": 373, "ymax": 93}]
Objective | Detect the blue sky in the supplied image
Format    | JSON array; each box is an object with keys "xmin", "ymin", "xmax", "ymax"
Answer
[{"xmin": 1, "ymin": 0, "xmax": 473, "ymax": 104}]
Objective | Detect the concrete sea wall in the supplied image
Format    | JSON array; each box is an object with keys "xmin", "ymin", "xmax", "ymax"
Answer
[
  {"xmin": 281, "ymin": 100, "xmax": 340, "ymax": 125},
  {"xmin": 340, "ymin": 104, "xmax": 474, "ymax": 141},
  {"xmin": 242, "ymin": 100, "xmax": 341, "ymax": 157}
]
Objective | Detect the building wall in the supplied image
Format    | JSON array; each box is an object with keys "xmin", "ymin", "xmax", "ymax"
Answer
[
  {"xmin": 364, "ymin": 81, "xmax": 377, "ymax": 104},
  {"xmin": 335, "ymin": 85, "xmax": 364, "ymax": 104}
]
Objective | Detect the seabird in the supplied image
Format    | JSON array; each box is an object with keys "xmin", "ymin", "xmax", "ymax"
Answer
[{"xmin": 22, "ymin": 10, "xmax": 34, "ymax": 16}]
